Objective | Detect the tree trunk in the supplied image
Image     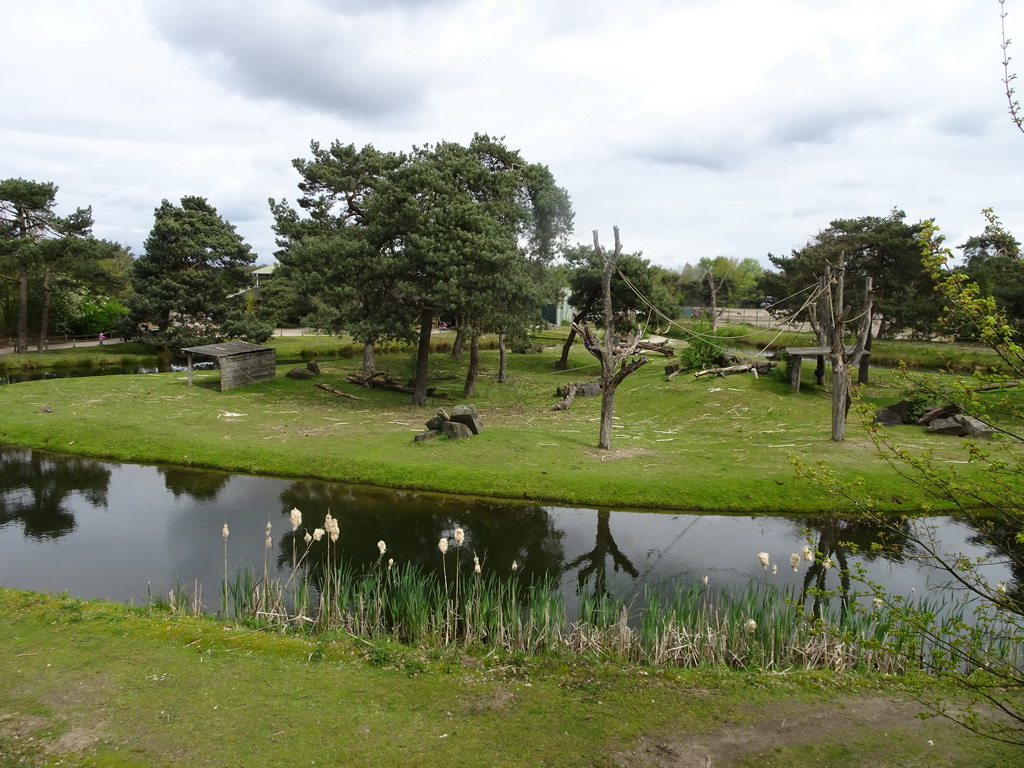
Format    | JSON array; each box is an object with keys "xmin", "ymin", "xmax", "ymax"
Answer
[
  {"xmin": 412, "ymin": 307, "xmax": 434, "ymax": 407},
  {"xmin": 16, "ymin": 264, "xmax": 29, "ymax": 354},
  {"xmin": 556, "ymin": 291, "xmax": 597, "ymax": 370},
  {"xmin": 598, "ymin": 388, "xmax": 615, "ymax": 450},
  {"xmin": 452, "ymin": 322, "xmax": 466, "ymax": 357},
  {"xmin": 497, "ymin": 333, "xmax": 508, "ymax": 383},
  {"xmin": 706, "ymin": 273, "xmax": 719, "ymax": 332},
  {"xmin": 463, "ymin": 333, "xmax": 480, "ymax": 397},
  {"xmin": 37, "ymin": 270, "xmax": 51, "ymax": 352},
  {"xmin": 831, "ymin": 358, "xmax": 850, "ymax": 441},
  {"xmin": 361, "ymin": 342, "xmax": 376, "ymax": 373},
  {"xmin": 858, "ymin": 322, "xmax": 872, "ymax": 386}
]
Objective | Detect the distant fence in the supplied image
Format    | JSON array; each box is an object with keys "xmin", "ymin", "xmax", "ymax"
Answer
[{"xmin": 0, "ymin": 333, "xmax": 116, "ymax": 352}]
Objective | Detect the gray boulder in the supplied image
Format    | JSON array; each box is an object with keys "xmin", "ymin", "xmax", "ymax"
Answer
[
  {"xmin": 918, "ymin": 404, "xmax": 962, "ymax": 426},
  {"xmin": 414, "ymin": 430, "xmax": 440, "ymax": 443},
  {"xmin": 286, "ymin": 367, "xmax": 315, "ymax": 380},
  {"xmin": 872, "ymin": 408, "xmax": 905, "ymax": 427},
  {"xmin": 926, "ymin": 417, "xmax": 969, "ymax": 436},
  {"xmin": 953, "ymin": 414, "xmax": 994, "ymax": 438},
  {"xmin": 556, "ymin": 382, "xmax": 601, "ymax": 398},
  {"xmin": 450, "ymin": 404, "xmax": 484, "ymax": 434},
  {"xmin": 441, "ymin": 421, "xmax": 473, "ymax": 440}
]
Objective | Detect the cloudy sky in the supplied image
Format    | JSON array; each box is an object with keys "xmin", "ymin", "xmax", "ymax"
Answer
[{"xmin": 3, "ymin": 0, "xmax": 1021, "ymax": 270}]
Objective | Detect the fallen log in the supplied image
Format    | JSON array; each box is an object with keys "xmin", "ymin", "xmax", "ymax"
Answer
[
  {"xmin": 345, "ymin": 371, "xmax": 447, "ymax": 398},
  {"xmin": 637, "ymin": 340, "xmax": 675, "ymax": 357},
  {"xmin": 694, "ymin": 361, "xmax": 776, "ymax": 379},
  {"xmin": 969, "ymin": 379, "xmax": 1021, "ymax": 392},
  {"xmin": 553, "ymin": 382, "xmax": 578, "ymax": 410},
  {"xmin": 315, "ymin": 383, "xmax": 360, "ymax": 400}
]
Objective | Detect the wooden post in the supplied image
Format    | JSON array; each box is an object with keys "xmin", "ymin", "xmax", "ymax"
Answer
[{"xmin": 790, "ymin": 354, "xmax": 803, "ymax": 393}]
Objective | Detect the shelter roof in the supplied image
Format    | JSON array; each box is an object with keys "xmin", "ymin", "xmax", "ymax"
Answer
[{"xmin": 180, "ymin": 341, "xmax": 273, "ymax": 358}]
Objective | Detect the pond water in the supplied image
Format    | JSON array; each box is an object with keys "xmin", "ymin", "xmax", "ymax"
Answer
[
  {"xmin": 0, "ymin": 444, "xmax": 1009, "ymax": 618},
  {"xmin": 0, "ymin": 362, "xmax": 217, "ymax": 385}
]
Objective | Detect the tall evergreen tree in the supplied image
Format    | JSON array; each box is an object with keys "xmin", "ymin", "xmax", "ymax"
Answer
[
  {"xmin": 0, "ymin": 179, "xmax": 94, "ymax": 351},
  {"xmin": 129, "ymin": 196, "xmax": 269, "ymax": 347},
  {"xmin": 272, "ymin": 134, "xmax": 573, "ymax": 404}
]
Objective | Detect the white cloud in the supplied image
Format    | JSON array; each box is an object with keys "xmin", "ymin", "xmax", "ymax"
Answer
[{"xmin": 1, "ymin": 0, "xmax": 1020, "ymax": 269}]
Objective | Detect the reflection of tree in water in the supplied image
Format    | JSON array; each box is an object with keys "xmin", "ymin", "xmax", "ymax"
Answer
[
  {"xmin": 158, "ymin": 466, "xmax": 231, "ymax": 501},
  {"xmin": 963, "ymin": 516, "xmax": 1024, "ymax": 612},
  {"xmin": 564, "ymin": 509, "xmax": 638, "ymax": 602},
  {"xmin": 271, "ymin": 481, "xmax": 566, "ymax": 593},
  {"xmin": 799, "ymin": 515, "xmax": 910, "ymax": 620},
  {"xmin": 0, "ymin": 447, "xmax": 111, "ymax": 539}
]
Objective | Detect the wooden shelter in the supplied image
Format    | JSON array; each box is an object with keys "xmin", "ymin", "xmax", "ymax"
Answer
[{"xmin": 180, "ymin": 341, "xmax": 276, "ymax": 392}]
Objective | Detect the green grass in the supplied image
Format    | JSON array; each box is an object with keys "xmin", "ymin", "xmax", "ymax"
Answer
[
  {"xmin": 669, "ymin": 321, "xmax": 1011, "ymax": 373},
  {"xmin": 1, "ymin": 588, "xmax": 1018, "ymax": 768},
  {"xmin": 0, "ymin": 329, "xmax": 1019, "ymax": 512}
]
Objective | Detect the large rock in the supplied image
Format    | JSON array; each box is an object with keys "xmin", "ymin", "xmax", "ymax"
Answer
[
  {"xmin": 556, "ymin": 382, "xmax": 601, "ymax": 398},
  {"xmin": 286, "ymin": 367, "xmax": 315, "ymax": 380},
  {"xmin": 872, "ymin": 408, "xmax": 905, "ymax": 427},
  {"xmin": 441, "ymin": 421, "xmax": 473, "ymax": 440},
  {"xmin": 953, "ymin": 414, "xmax": 994, "ymax": 438},
  {"xmin": 926, "ymin": 417, "xmax": 968, "ymax": 436},
  {"xmin": 918, "ymin": 404, "xmax": 962, "ymax": 426},
  {"xmin": 306, "ymin": 360, "xmax": 321, "ymax": 375},
  {"xmin": 414, "ymin": 430, "xmax": 440, "ymax": 443},
  {"xmin": 450, "ymin": 404, "xmax": 484, "ymax": 434},
  {"xmin": 881, "ymin": 399, "xmax": 913, "ymax": 424}
]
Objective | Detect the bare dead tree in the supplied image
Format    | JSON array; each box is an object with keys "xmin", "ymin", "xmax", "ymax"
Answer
[
  {"xmin": 570, "ymin": 227, "xmax": 649, "ymax": 449},
  {"xmin": 705, "ymin": 270, "xmax": 726, "ymax": 331},
  {"xmin": 818, "ymin": 254, "xmax": 873, "ymax": 441}
]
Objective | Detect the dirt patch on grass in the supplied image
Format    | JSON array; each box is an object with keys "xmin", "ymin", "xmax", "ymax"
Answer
[
  {"xmin": 584, "ymin": 446, "xmax": 657, "ymax": 461},
  {"xmin": 609, "ymin": 694, "xmax": 979, "ymax": 767}
]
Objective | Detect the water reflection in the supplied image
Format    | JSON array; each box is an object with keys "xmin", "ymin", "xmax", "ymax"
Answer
[
  {"xmin": 566, "ymin": 509, "xmax": 639, "ymax": 601},
  {"xmin": 0, "ymin": 444, "xmax": 1013, "ymax": 618},
  {"xmin": 0, "ymin": 447, "xmax": 111, "ymax": 539},
  {"xmin": 274, "ymin": 482, "xmax": 566, "ymax": 594}
]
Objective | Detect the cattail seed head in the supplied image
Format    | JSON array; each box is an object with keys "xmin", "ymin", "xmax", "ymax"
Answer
[
  {"xmin": 997, "ymin": 582, "xmax": 1007, "ymax": 594},
  {"xmin": 266, "ymin": 521, "xmax": 272, "ymax": 535},
  {"xmin": 872, "ymin": 597, "xmax": 883, "ymax": 609},
  {"xmin": 454, "ymin": 528, "xmax": 465, "ymax": 546},
  {"xmin": 703, "ymin": 575, "xmax": 709, "ymax": 586},
  {"xmin": 388, "ymin": 558, "xmax": 394, "ymax": 570},
  {"xmin": 265, "ymin": 535, "xmax": 272, "ymax": 549},
  {"xmin": 289, "ymin": 507, "xmax": 302, "ymax": 531},
  {"xmin": 304, "ymin": 532, "xmax": 313, "ymax": 545},
  {"xmin": 377, "ymin": 540, "xmax": 387, "ymax": 556},
  {"xmin": 772, "ymin": 564, "xmax": 777, "ymax": 576},
  {"xmin": 438, "ymin": 537, "xmax": 449, "ymax": 555},
  {"xmin": 802, "ymin": 545, "xmax": 813, "ymax": 562},
  {"xmin": 323, "ymin": 514, "xmax": 339, "ymax": 543},
  {"xmin": 511, "ymin": 560, "xmax": 518, "ymax": 572},
  {"xmin": 790, "ymin": 553, "xmax": 800, "ymax": 572},
  {"xmin": 745, "ymin": 619, "xmax": 757, "ymax": 634},
  {"xmin": 823, "ymin": 557, "xmax": 833, "ymax": 570},
  {"xmin": 313, "ymin": 528, "xmax": 325, "ymax": 542},
  {"xmin": 222, "ymin": 523, "xmax": 229, "ymax": 540},
  {"xmin": 757, "ymin": 552, "xmax": 770, "ymax": 570}
]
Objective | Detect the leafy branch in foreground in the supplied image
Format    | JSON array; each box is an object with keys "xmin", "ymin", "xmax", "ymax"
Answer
[{"xmin": 792, "ymin": 214, "xmax": 1024, "ymax": 744}]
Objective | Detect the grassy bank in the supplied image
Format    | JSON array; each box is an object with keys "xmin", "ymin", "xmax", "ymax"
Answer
[
  {"xmin": 0, "ymin": 330, "xmax": 1018, "ymax": 511},
  {"xmin": 1, "ymin": 588, "xmax": 1017, "ymax": 768}
]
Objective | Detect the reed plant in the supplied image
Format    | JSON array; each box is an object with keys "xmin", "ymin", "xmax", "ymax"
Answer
[{"xmin": 161, "ymin": 513, "xmax": 1024, "ymax": 677}]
